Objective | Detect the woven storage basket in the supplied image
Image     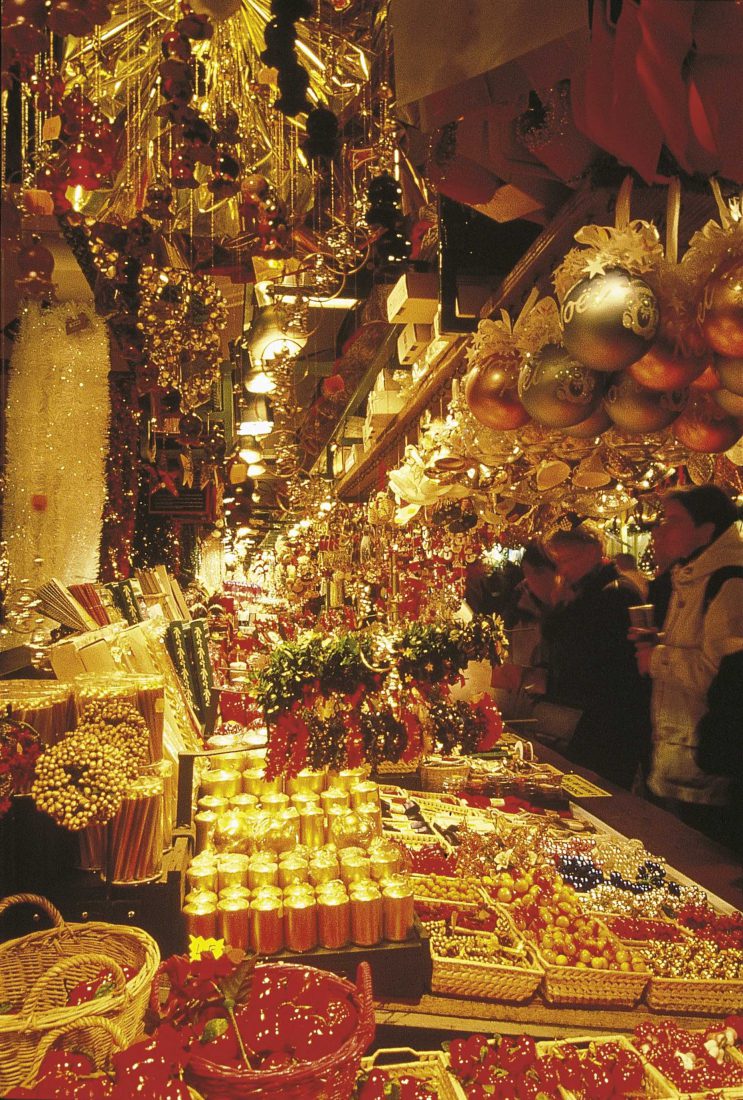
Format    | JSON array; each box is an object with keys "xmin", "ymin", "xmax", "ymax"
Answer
[
  {"xmin": 360, "ymin": 1048, "xmax": 464, "ymax": 1100},
  {"xmin": 626, "ymin": 1033, "xmax": 743, "ymax": 1100},
  {"xmin": 0, "ymin": 893, "xmax": 160, "ymax": 1093},
  {"xmin": 535, "ymin": 1034, "xmax": 678, "ymax": 1099},
  {"xmin": 594, "ymin": 912, "xmax": 690, "ymax": 946},
  {"xmin": 535, "ymin": 930, "xmax": 649, "ymax": 1007},
  {"xmin": 644, "ymin": 972, "xmax": 743, "ymax": 1016},
  {"xmin": 429, "ymin": 918, "xmax": 543, "ymax": 1003},
  {"xmin": 420, "ymin": 758, "xmax": 470, "ymax": 793},
  {"xmin": 181, "ymin": 961, "xmax": 374, "ymax": 1100},
  {"xmin": 20, "ymin": 1015, "xmax": 127, "ymax": 1087}
]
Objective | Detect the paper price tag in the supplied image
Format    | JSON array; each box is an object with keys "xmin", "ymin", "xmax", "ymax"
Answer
[{"xmin": 561, "ymin": 774, "xmax": 612, "ymax": 798}]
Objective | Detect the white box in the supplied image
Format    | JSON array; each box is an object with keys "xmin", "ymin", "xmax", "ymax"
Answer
[
  {"xmin": 374, "ymin": 367, "xmax": 402, "ymax": 393},
  {"xmin": 343, "ymin": 415, "xmax": 365, "ymax": 440},
  {"xmin": 386, "ymin": 271, "xmax": 439, "ymax": 324},
  {"xmin": 397, "ymin": 322, "xmax": 432, "ymax": 365},
  {"xmin": 368, "ymin": 390, "xmax": 404, "ymax": 418}
]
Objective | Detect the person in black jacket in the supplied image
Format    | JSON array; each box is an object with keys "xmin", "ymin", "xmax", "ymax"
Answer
[{"xmin": 540, "ymin": 524, "xmax": 652, "ymax": 789}]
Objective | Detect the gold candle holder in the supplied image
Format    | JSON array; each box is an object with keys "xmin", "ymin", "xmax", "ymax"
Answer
[
  {"xmin": 317, "ymin": 892, "xmax": 350, "ymax": 949},
  {"xmin": 185, "ymin": 889, "xmax": 218, "ymax": 908},
  {"xmin": 320, "ymin": 788, "xmax": 350, "ymax": 814},
  {"xmin": 260, "ymin": 792, "xmax": 290, "ymax": 813},
  {"xmin": 183, "ymin": 899, "xmax": 217, "ymax": 939},
  {"xmin": 327, "ymin": 768, "xmax": 366, "ymax": 792},
  {"xmin": 278, "ymin": 855, "xmax": 309, "ymax": 887},
  {"xmin": 217, "ymin": 854, "xmax": 249, "ymax": 891},
  {"xmin": 309, "ymin": 853, "xmax": 340, "ymax": 886},
  {"xmin": 201, "ymin": 768, "xmax": 241, "ymax": 800},
  {"xmin": 290, "ymin": 791, "xmax": 321, "ymax": 812},
  {"xmin": 382, "ymin": 880, "xmax": 415, "ymax": 942},
  {"xmin": 219, "ymin": 885, "xmax": 250, "ymax": 904},
  {"xmin": 248, "ymin": 855, "xmax": 278, "ymax": 889},
  {"xmin": 340, "ymin": 854, "xmax": 371, "ymax": 886},
  {"xmin": 285, "ymin": 769, "xmax": 325, "ymax": 796},
  {"xmin": 198, "ymin": 795, "xmax": 229, "ymax": 814},
  {"xmin": 250, "ymin": 896, "xmax": 284, "ymax": 954},
  {"xmin": 349, "ymin": 881, "xmax": 383, "ymax": 946},
  {"xmin": 284, "ymin": 894, "xmax": 318, "ymax": 952},
  {"xmin": 218, "ymin": 897, "xmax": 250, "ymax": 949},
  {"xmin": 350, "ymin": 781, "xmax": 380, "ymax": 808},
  {"xmin": 187, "ymin": 864, "xmax": 217, "ymax": 893},
  {"xmin": 242, "ymin": 768, "xmax": 283, "ymax": 797},
  {"xmin": 194, "ymin": 812, "xmax": 217, "ymax": 855},
  {"xmin": 299, "ymin": 806, "xmax": 325, "ymax": 849},
  {"xmin": 356, "ymin": 801, "xmax": 382, "ymax": 836},
  {"xmin": 229, "ymin": 793, "xmax": 258, "ymax": 811}
]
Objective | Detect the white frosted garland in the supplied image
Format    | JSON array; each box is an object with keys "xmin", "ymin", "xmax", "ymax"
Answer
[{"xmin": 3, "ymin": 301, "xmax": 110, "ymax": 587}]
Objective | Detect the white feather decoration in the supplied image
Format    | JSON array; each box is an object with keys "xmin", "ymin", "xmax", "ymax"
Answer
[{"xmin": 3, "ymin": 301, "xmax": 111, "ymax": 587}]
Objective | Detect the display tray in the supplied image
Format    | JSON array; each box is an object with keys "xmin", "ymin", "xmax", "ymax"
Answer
[{"xmin": 264, "ymin": 921, "xmax": 432, "ymax": 1002}]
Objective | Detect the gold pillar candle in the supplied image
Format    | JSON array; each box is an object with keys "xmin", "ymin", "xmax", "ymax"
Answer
[
  {"xmin": 187, "ymin": 864, "xmax": 217, "ymax": 893},
  {"xmin": 278, "ymin": 855, "xmax": 309, "ymax": 887},
  {"xmin": 242, "ymin": 768, "xmax": 283, "ymax": 797},
  {"xmin": 281, "ymin": 844, "xmax": 311, "ymax": 863},
  {"xmin": 350, "ymin": 781, "xmax": 380, "ymax": 808},
  {"xmin": 217, "ymin": 750, "xmax": 251, "ymax": 773},
  {"xmin": 252, "ymin": 885, "xmax": 283, "ymax": 903},
  {"xmin": 219, "ymin": 885, "xmax": 250, "ymax": 904},
  {"xmin": 218, "ymin": 897, "xmax": 250, "ymax": 949},
  {"xmin": 338, "ymin": 846, "xmax": 366, "ymax": 864},
  {"xmin": 299, "ymin": 806, "xmax": 325, "ymax": 848},
  {"xmin": 317, "ymin": 892, "xmax": 351, "ymax": 949},
  {"xmin": 320, "ymin": 788, "xmax": 350, "ymax": 814},
  {"xmin": 184, "ymin": 899, "xmax": 217, "ymax": 939},
  {"xmin": 217, "ymin": 854, "xmax": 249, "ymax": 891},
  {"xmin": 309, "ymin": 853, "xmax": 340, "ymax": 886},
  {"xmin": 198, "ymin": 795, "xmax": 229, "ymax": 815},
  {"xmin": 283, "ymin": 882, "xmax": 315, "ymax": 904},
  {"xmin": 382, "ymin": 880, "xmax": 415, "ymax": 942},
  {"xmin": 349, "ymin": 881, "xmax": 383, "ymax": 946},
  {"xmin": 194, "ymin": 810, "xmax": 217, "ymax": 853},
  {"xmin": 290, "ymin": 791, "xmax": 321, "ymax": 812},
  {"xmin": 370, "ymin": 849, "xmax": 401, "ymax": 881},
  {"xmin": 248, "ymin": 855, "xmax": 278, "ymax": 888},
  {"xmin": 327, "ymin": 768, "xmax": 366, "ymax": 792},
  {"xmin": 324, "ymin": 805, "xmax": 347, "ymax": 845},
  {"xmin": 201, "ymin": 768, "xmax": 242, "ymax": 799},
  {"xmin": 340, "ymin": 854, "xmax": 371, "ymax": 886},
  {"xmin": 356, "ymin": 801, "xmax": 382, "ymax": 836},
  {"xmin": 250, "ymin": 896, "xmax": 284, "ymax": 954},
  {"xmin": 260, "ymin": 791, "xmax": 290, "ymax": 813},
  {"xmin": 285, "ymin": 769, "xmax": 325, "ymax": 796},
  {"xmin": 190, "ymin": 850, "xmax": 217, "ymax": 869},
  {"xmin": 229, "ymin": 793, "xmax": 258, "ymax": 811},
  {"xmin": 284, "ymin": 894, "xmax": 318, "ymax": 952},
  {"xmin": 185, "ymin": 889, "xmax": 218, "ymax": 908}
]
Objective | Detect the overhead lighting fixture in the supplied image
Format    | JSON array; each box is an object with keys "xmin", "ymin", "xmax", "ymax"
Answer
[
  {"xmin": 238, "ymin": 396, "xmax": 273, "ymax": 438},
  {"xmin": 238, "ymin": 437, "xmax": 262, "ymax": 464},
  {"xmin": 245, "ymin": 304, "xmax": 307, "ymax": 366},
  {"xmin": 247, "ymin": 461, "xmax": 266, "ymax": 478},
  {"xmin": 244, "ymin": 367, "xmax": 276, "ymax": 395}
]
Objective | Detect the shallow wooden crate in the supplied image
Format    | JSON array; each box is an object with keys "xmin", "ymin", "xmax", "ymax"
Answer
[
  {"xmin": 536, "ymin": 1034, "xmax": 677, "ymax": 1099},
  {"xmin": 428, "ymin": 920, "xmax": 543, "ymax": 1004},
  {"xmin": 360, "ymin": 1047, "xmax": 464, "ymax": 1099}
]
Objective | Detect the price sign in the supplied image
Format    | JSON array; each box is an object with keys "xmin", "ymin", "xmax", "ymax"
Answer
[{"xmin": 562, "ymin": 774, "xmax": 612, "ymax": 798}]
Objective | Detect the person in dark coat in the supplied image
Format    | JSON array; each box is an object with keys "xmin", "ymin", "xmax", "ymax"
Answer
[{"xmin": 540, "ymin": 524, "xmax": 652, "ymax": 789}]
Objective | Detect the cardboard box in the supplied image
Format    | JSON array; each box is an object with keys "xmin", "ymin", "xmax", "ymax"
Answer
[
  {"xmin": 397, "ymin": 322, "xmax": 432, "ymax": 366},
  {"xmin": 342, "ymin": 415, "xmax": 365, "ymax": 441},
  {"xmin": 374, "ymin": 367, "xmax": 403, "ymax": 392},
  {"xmin": 386, "ymin": 271, "xmax": 439, "ymax": 325},
  {"xmin": 368, "ymin": 390, "xmax": 404, "ymax": 419}
]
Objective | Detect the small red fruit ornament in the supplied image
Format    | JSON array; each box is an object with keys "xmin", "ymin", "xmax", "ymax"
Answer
[
  {"xmin": 673, "ymin": 393, "xmax": 742, "ymax": 453},
  {"xmin": 691, "ymin": 363, "xmax": 721, "ymax": 392}
]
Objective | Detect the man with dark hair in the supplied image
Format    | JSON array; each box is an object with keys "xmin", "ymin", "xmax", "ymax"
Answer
[
  {"xmin": 636, "ymin": 485, "xmax": 743, "ymax": 846},
  {"xmin": 539, "ymin": 523, "xmax": 651, "ymax": 788}
]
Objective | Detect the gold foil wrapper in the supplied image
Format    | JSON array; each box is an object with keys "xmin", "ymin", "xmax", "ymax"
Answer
[
  {"xmin": 251, "ymin": 885, "xmax": 282, "ymax": 903},
  {"xmin": 321, "ymin": 788, "xmax": 350, "ymax": 813},
  {"xmin": 197, "ymin": 795, "xmax": 229, "ymax": 814},
  {"xmin": 299, "ymin": 806, "xmax": 325, "ymax": 848},
  {"xmin": 201, "ymin": 768, "xmax": 241, "ymax": 799},
  {"xmin": 283, "ymin": 882, "xmax": 315, "ymax": 904},
  {"xmin": 309, "ymin": 854, "xmax": 340, "ymax": 886},
  {"xmin": 248, "ymin": 855, "xmax": 278, "ymax": 888},
  {"xmin": 278, "ymin": 856, "xmax": 309, "ymax": 887},
  {"xmin": 349, "ymin": 881, "xmax": 383, "ymax": 946},
  {"xmin": 217, "ymin": 853, "xmax": 249, "ymax": 890},
  {"xmin": 382, "ymin": 881, "xmax": 415, "ymax": 942},
  {"xmin": 290, "ymin": 791, "xmax": 321, "ymax": 812},
  {"xmin": 185, "ymin": 889, "xmax": 218, "ymax": 908},
  {"xmin": 327, "ymin": 768, "xmax": 366, "ymax": 792},
  {"xmin": 356, "ymin": 801, "xmax": 382, "ymax": 836},
  {"xmin": 219, "ymin": 885, "xmax": 250, "ymax": 904},
  {"xmin": 285, "ymin": 769, "xmax": 326, "ymax": 795},
  {"xmin": 242, "ymin": 768, "xmax": 283, "ymax": 797},
  {"xmin": 284, "ymin": 895, "xmax": 318, "ymax": 952},
  {"xmin": 218, "ymin": 897, "xmax": 250, "ymax": 949},
  {"xmin": 317, "ymin": 892, "xmax": 351, "ymax": 949},
  {"xmin": 281, "ymin": 844, "xmax": 311, "ymax": 862},
  {"xmin": 184, "ymin": 899, "xmax": 217, "ymax": 939},
  {"xmin": 260, "ymin": 792, "xmax": 290, "ymax": 812},
  {"xmin": 370, "ymin": 850, "xmax": 400, "ymax": 882},
  {"xmin": 350, "ymin": 781, "xmax": 380, "ymax": 808},
  {"xmin": 340, "ymin": 854, "xmax": 371, "ymax": 885},
  {"xmin": 187, "ymin": 863, "xmax": 217, "ymax": 893},
  {"xmin": 250, "ymin": 896, "xmax": 284, "ymax": 954},
  {"xmin": 229, "ymin": 793, "xmax": 258, "ymax": 811}
]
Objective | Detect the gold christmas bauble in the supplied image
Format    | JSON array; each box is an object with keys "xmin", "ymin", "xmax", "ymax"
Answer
[
  {"xmin": 517, "ymin": 344, "xmax": 603, "ymax": 429},
  {"xmin": 604, "ymin": 372, "xmax": 688, "ymax": 432},
  {"xmin": 464, "ymin": 363, "xmax": 529, "ymax": 430},
  {"xmin": 690, "ymin": 364, "xmax": 721, "ymax": 392},
  {"xmin": 673, "ymin": 394, "xmax": 742, "ymax": 453},
  {"xmin": 560, "ymin": 268, "xmax": 659, "ymax": 372},
  {"xmin": 715, "ymin": 355, "xmax": 743, "ymax": 396},
  {"xmin": 699, "ymin": 261, "xmax": 743, "ymax": 357},
  {"xmin": 329, "ymin": 810, "xmax": 376, "ymax": 850},
  {"xmin": 712, "ymin": 386, "xmax": 743, "ymax": 418},
  {"xmin": 628, "ymin": 341, "xmax": 709, "ymax": 391},
  {"xmin": 213, "ymin": 810, "xmax": 252, "ymax": 854},
  {"xmin": 190, "ymin": 0, "xmax": 242, "ymax": 19},
  {"xmin": 561, "ymin": 404, "xmax": 612, "ymax": 438}
]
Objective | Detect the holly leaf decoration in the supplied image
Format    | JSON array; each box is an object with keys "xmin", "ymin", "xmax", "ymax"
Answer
[
  {"xmin": 219, "ymin": 951, "xmax": 257, "ymax": 1011},
  {"xmin": 201, "ymin": 1016, "xmax": 229, "ymax": 1044}
]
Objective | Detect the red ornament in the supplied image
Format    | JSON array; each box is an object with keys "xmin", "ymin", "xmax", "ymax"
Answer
[
  {"xmin": 628, "ymin": 341, "xmax": 709, "ymax": 391},
  {"xmin": 17, "ymin": 237, "xmax": 54, "ymax": 280},
  {"xmin": 673, "ymin": 394, "xmax": 742, "ymax": 453},
  {"xmin": 464, "ymin": 363, "xmax": 530, "ymax": 430},
  {"xmin": 690, "ymin": 363, "xmax": 721, "ymax": 392}
]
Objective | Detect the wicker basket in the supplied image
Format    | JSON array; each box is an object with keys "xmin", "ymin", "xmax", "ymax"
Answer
[
  {"xmin": 360, "ymin": 1048, "xmax": 464, "ymax": 1100},
  {"xmin": 535, "ymin": 1034, "xmax": 678, "ymax": 1099},
  {"xmin": 20, "ymin": 1015, "xmax": 127, "ymax": 1087},
  {"xmin": 535, "ymin": 931, "xmax": 649, "ymax": 1007},
  {"xmin": 644, "ymin": 972, "xmax": 743, "ymax": 1016},
  {"xmin": 420, "ymin": 758, "xmax": 470, "ymax": 793},
  {"xmin": 0, "ymin": 893, "xmax": 160, "ymax": 1093},
  {"xmin": 627, "ymin": 1033, "xmax": 743, "ymax": 1100},
  {"xmin": 429, "ymin": 920, "xmax": 543, "ymax": 1003},
  {"xmin": 183, "ymin": 961, "xmax": 375, "ymax": 1100}
]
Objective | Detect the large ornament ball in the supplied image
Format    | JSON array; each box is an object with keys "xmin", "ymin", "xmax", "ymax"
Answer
[
  {"xmin": 628, "ymin": 341, "xmax": 709, "ymax": 391},
  {"xmin": 213, "ymin": 810, "xmax": 251, "ymax": 854},
  {"xmin": 690, "ymin": 364, "xmax": 721, "ymax": 392},
  {"xmin": 464, "ymin": 363, "xmax": 530, "ymax": 430},
  {"xmin": 561, "ymin": 404, "xmax": 612, "ymax": 439},
  {"xmin": 517, "ymin": 344, "xmax": 603, "ymax": 429},
  {"xmin": 604, "ymin": 372, "xmax": 688, "ymax": 432},
  {"xmin": 699, "ymin": 261, "xmax": 743, "ymax": 357},
  {"xmin": 673, "ymin": 394, "xmax": 742, "ymax": 453},
  {"xmin": 712, "ymin": 387, "xmax": 743, "ymax": 419},
  {"xmin": 179, "ymin": 412, "xmax": 203, "ymax": 440},
  {"xmin": 561, "ymin": 268, "xmax": 659, "ymax": 372},
  {"xmin": 17, "ymin": 237, "xmax": 55, "ymax": 280},
  {"xmin": 189, "ymin": 0, "xmax": 241, "ymax": 20},
  {"xmin": 715, "ymin": 355, "xmax": 743, "ymax": 396},
  {"xmin": 329, "ymin": 810, "xmax": 376, "ymax": 850}
]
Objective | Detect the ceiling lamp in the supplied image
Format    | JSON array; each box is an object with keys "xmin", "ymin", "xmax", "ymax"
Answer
[
  {"xmin": 238, "ymin": 437, "xmax": 262, "ymax": 464},
  {"xmin": 247, "ymin": 461, "xmax": 267, "ymax": 477},
  {"xmin": 244, "ymin": 367, "xmax": 276, "ymax": 394},
  {"xmin": 246, "ymin": 304, "xmax": 308, "ymax": 367},
  {"xmin": 238, "ymin": 397, "xmax": 274, "ymax": 437}
]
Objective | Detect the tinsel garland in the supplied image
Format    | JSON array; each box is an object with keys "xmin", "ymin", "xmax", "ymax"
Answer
[
  {"xmin": 3, "ymin": 302, "xmax": 110, "ymax": 588},
  {"xmin": 99, "ymin": 371, "xmax": 140, "ymax": 580}
]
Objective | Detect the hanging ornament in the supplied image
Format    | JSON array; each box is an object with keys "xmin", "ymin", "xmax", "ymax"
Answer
[
  {"xmin": 15, "ymin": 236, "xmax": 56, "ymax": 300},
  {"xmin": 711, "ymin": 387, "xmax": 743, "ymax": 419},
  {"xmin": 629, "ymin": 342, "xmax": 710, "ymax": 391},
  {"xmin": 464, "ymin": 365, "xmax": 529, "ymax": 430},
  {"xmin": 673, "ymin": 393, "xmax": 742, "ymax": 453},
  {"xmin": 561, "ymin": 404, "xmax": 612, "ymax": 438},
  {"xmin": 698, "ymin": 259, "xmax": 743, "ymax": 358},
  {"xmin": 517, "ymin": 344, "xmax": 603, "ymax": 429},
  {"xmin": 560, "ymin": 269, "xmax": 659, "ymax": 372},
  {"xmin": 604, "ymin": 372, "xmax": 688, "ymax": 433},
  {"xmin": 691, "ymin": 364, "xmax": 721, "ymax": 392},
  {"xmin": 715, "ymin": 356, "xmax": 743, "ymax": 395}
]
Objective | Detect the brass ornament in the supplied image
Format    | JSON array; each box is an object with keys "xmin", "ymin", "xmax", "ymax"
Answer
[
  {"xmin": 464, "ymin": 364, "xmax": 529, "ymax": 430},
  {"xmin": 673, "ymin": 393, "xmax": 742, "ymax": 454},
  {"xmin": 698, "ymin": 260, "xmax": 743, "ymax": 358},
  {"xmin": 517, "ymin": 343, "xmax": 603, "ymax": 429},
  {"xmin": 604, "ymin": 372, "xmax": 688, "ymax": 433},
  {"xmin": 560, "ymin": 269, "xmax": 659, "ymax": 372},
  {"xmin": 560, "ymin": 404, "xmax": 612, "ymax": 439},
  {"xmin": 629, "ymin": 341, "xmax": 709, "ymax": 391},
  {"xmin": 714, "ymin": 355, "xmax": 743, "ymax": 396},
  {"xmin": 712, "ymin": 387, "xmax": 743, "ymax": 419}
]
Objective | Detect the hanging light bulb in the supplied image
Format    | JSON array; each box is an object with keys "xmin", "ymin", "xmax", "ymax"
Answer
[
  {"xmin": 247, "ymin": 461, "xmax": 267, "ymax": 477},
  {"xmin": 237, "ymin": 397, "xmax": 274, "ymax": 437},
  {"xmin": 238, "ymin": 437, "xmax": 262, "ymax": 463},
  {"xmin": 246, "ymin": 304, "xmax": 307, "ymax": 366}
]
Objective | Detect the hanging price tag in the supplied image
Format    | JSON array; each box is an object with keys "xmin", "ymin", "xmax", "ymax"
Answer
[{"xmin": 561, "ymin": 774, "xmax": 612, "ymax": 798}]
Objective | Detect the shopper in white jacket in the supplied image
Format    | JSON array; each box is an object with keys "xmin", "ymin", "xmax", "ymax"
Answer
[{"xmin": 636, "ymin": 486, "xmax": 743, "ymax": 845}]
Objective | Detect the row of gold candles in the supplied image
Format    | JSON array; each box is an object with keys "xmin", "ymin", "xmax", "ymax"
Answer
[{"xmin": 184, "ymin": 851, "xmax": 414, "ymax": 952}]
